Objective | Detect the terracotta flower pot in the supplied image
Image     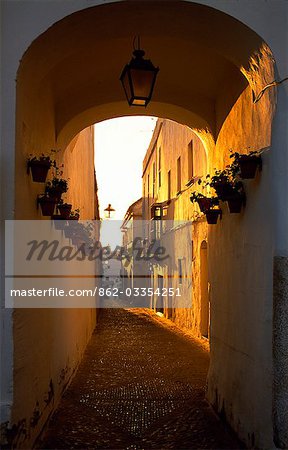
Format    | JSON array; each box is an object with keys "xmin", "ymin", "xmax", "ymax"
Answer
[
  {"xmin": 205, "ymin": 209, "xmax": 221, "ymax": 224},
  {"xmin": 29, "ymin": 160, "xmax": 51, "ymax": 182},
  {"xmin": 38, "ymin": 196, "xmax": 56, "ymax": 216},
  {"xmin": 238, "ymin": 156, "xmax": 261, "ymax": 179},
  {"xmin": 197, "ymin": 197, "xmax": 213, "ymax": 213},
  {"xmin": 227, "ymin": 196, "xmax": 244, "ymax": 213}
]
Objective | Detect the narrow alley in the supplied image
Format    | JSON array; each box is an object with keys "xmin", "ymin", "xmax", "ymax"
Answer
[{"xmin": 40, "ymin": 309, "xmax": 242, "ymax": 449}]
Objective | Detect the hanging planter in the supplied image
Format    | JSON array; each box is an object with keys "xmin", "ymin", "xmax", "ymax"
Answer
[
  {"xmin": 52, "ymin": 214, "xmax": 66, "ymax": 230},
  {"xmin": 190, "ymin": 192, "xmax": 219, "ymax": 213},
  {"xmin": 206, "ymin": 168, "xmax": 233, "ymax": 202},
  {"xmin": 57, "ymin": 202, "xmax": 72, "ymax": 219},
  {"xmin": 37, "ymin": 195, "xmax": 56, "ymax": 216},
  {"xmin": 27, "ymin": 155, "xmax": 55, "ymax": 183},
  {"xmin": 63, "ymin": 224, "xmax": 75, "ymax": 239},
  {"xmin": 212, "ymin": 181, "xmax": 234, "ymax": 201},
  {"xmin": 45, "ymin": 164, "xmax": 69, "ymax": 202},
  {"xmin": 227, "ymin": 193, "xmax": 245, "ymax": 213},
  {"xmin": 48, "ymin": 188, "xmax": 63, "ymax": 203},
  {"xmin": 197, "ymin": 197, "xmax": 214, "ymax": 212},
  {"xmin": 45, "ymin": 178, "xmax": 68, "ymax": 203},
  {"xmin": 238, "ymin": 155, "xmax": 261, "ymax": 179},
  {"xmin": 210, "ymin": 171, "xmax": 234, "ymax": 201},
  {"xmin": 205, "ymin": 208, "xmax": 222, "ymax": 224},
  {"xmin": 230, "ymin": 151, "xmax": 262, "ymax": 179}
]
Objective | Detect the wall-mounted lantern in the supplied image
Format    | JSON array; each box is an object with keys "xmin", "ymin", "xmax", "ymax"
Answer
[
  {"xmin": 151, "ymin": 204, "xmax": 162, "ymax": 220},
  {"xmin": 120, "ymin": 37, "xmax": 159, "ymax": 107}
]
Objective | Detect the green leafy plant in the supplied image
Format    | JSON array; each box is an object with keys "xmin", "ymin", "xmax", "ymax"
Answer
[
  {"xmin": 27, "ymin": 151, "xmax": 58, "ymax": 182},
  {"xmin": 56, "ymin": 199, "xmax": 72, "ymax": 218},
  {"xmin": 37, "ymin": 194, "xmax": 57, "ymax": 216},
  {"xmin": 230, "ymin": 149, "xmax": 260, "ymax": 163},
  {"xmin": 45, "ymin": 165, "xmax": 69, "ymax": 199},
  {"xmin": 190, "ymin": 191, "xmax": 218, "ymax": 210},
  {"xmin": 27, "ymin": 154, "xmax": 55, "ymax": 165},
  {"xmin": 190, "ymin": 191, "xmax": 206, "ymax": 202},
  {"xmin": 27, "ymin": 149, "xmax": 59, "ymax": 165},
  {"xmin": 205, "ymin": 208, "xmax": 222, "ymax": 224},
  {"xmin": 229, "ymin": 149, "xmax": 262, "ymax": 179},
  {"xmin": 208, "ymin": 167, "xmax": 244, "ymax": 201}
]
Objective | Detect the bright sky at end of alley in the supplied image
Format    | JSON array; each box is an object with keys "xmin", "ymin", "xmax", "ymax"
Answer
[{"xmin": 94, "ymin": 116, "xmax": 157, "ymax": 221}]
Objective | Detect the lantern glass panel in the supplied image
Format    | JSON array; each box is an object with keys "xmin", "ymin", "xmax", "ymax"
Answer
[
  {"xmin": 121, "ymin": 68, "xmax": 133, "ymax": 103},
  {"xmin": 130, "ymin": 68, "xmax": 155, "ymax": 99},
  {"xmin": 154, "ymin": 206, "xmax": 162, "ymax": 219}
]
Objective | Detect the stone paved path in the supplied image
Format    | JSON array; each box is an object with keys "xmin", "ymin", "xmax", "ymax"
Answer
[{"xmin": 40, "ymin": 309, "xmax": 243, "ymax": 449}]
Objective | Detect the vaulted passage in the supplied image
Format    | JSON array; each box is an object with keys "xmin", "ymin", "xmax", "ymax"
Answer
[
  {"xmin": 2, "ymin": 1, "xmax": 286, "ymax": 449},
  {"xmin": 40, "ymin": 309, "xmax": 242, "ymax": 449}
]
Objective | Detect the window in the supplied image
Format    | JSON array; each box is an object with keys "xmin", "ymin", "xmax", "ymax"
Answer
[
  {"xmin": 177, "ymin": 156, "xmax": 181, "ymax": 194},
  {"xmin": 158, "ymin": 147, "xmax": 161, "ymax": 188},
  {"xmin": 143, "ymin": 182, "xmax": 146, "ymax": 217},
  {"xmin": 178, "ymin": 259, "xmax": 183, "ymax": 285},
  {"xmin": 148, "ymin": 174, "xmax": 150, "ymax": 201},
  {"xmin": 151, "ymin": 204, "xmax": 162, "ymax": 220},
  {"xmin": 151, "ymin": 207, "xmax": 162, "ymax": 240},
  {"xmin": 153, "ymin": 162, "xmax": 156, "ymax": 198},
  {"xmin": 167, "ymin": 170, "xmax": 171, "ymax": 200},
  {"xmin": 188, "ymin": 140, "xmax": 194, "ymax": 180}
]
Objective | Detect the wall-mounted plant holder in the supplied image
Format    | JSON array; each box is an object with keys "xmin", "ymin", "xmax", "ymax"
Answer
[
  {"xmin": 57, "ymin": 202, "xmax": 72, "ymax": 219},
  {"xmin": 205, "ymin": 208, "xmax": 222, "ymax": 224},
  {"xmin": 230, "ymin": 151, "xmax": 262, "ymax": 180},
  {"xmin": 37, "ymin": 195, "xmax": 56, "ymax": 216},
  {"xmin": 27, "ymin": 156, "xmax": 54, "ymax": 182},
  {"xmin": 238, "ymin": 155, "xmax": 262, "ymax": 179}
]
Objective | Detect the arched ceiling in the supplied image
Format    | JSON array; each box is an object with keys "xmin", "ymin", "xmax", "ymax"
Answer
[{"xmin": 18, "ymin": 0, "xmax": 266, "ymax": 146}]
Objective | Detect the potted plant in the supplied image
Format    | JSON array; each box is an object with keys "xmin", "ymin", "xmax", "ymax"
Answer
[
  {"xmin": 230, "ymin": 150, "xmax": 262, "ymax": 179},
  {"xmin": 57, "ymin": 200, "xmax": 72, "ymax": 219},
  {"xmin": 190, "ymin": 191, "xmax": 219, "ymax": 213},
  {"xmin": 209, "ymin": 169, "xmax": 235, "ymax": 201},
  {"xmin": 205, "ymin": 207, "xmax": 222, "ymax": 224},
  {"xmin": 37, "ymin": 194, "xmax": 56, "ymax": 216},
  {"xmin": 227, "ymin": 191, "xmax": 246, "ymax": 213},
  {"xmin": 45, "ymin": 168, "xmax": 69, "ymax": 202},
  {"xmin": 27, "ymin": 153, "xmax": 56, "ymax": 183},
  {"xmin": 63, "ymin": 223, "xmax": 75, "ymax": 239}
]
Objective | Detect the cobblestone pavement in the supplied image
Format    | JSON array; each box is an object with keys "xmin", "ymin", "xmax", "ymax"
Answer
[{"xmin": 40, "ymin": 309, "xmax": 244, "ymax": 449}]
